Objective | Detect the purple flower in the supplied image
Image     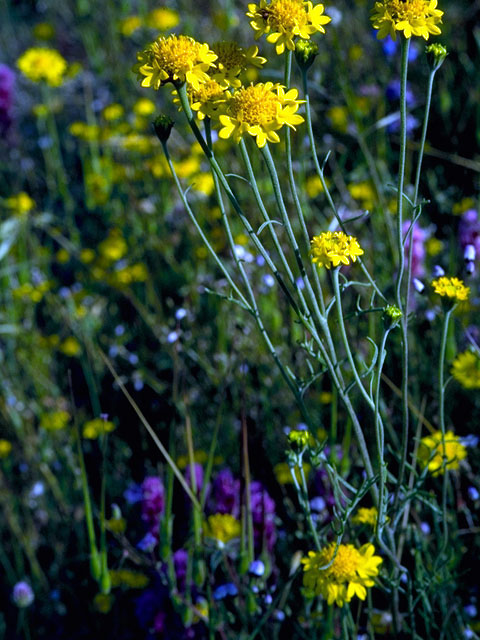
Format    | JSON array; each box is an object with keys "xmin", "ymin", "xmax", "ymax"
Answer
[
  {"xmin": 386, "ymin": 80, "xmax": 416, "ymax": 107},
  {"xmin": 250, "ymin": 481, "xmax": 276, "ymax": 553},
  {"xmin": 403, "ymin": 221, "xmax": 428, "ymax": 279},
  {"xmin": 12, "ymin": 581, "xmax": 34, "ymax": 608},
  {"xmin": 459, "ymin": 210, "xmax": 480, "ymax": 256},
  {"xmin": 0, "ymin": 64, "xmax": 15, "ymax": 137},
  {"xmin": 123, "ymin": 482, "xmax": 143, "ymax": 504},
  {"xmin": 186, "ymin": 462, "xmax": 205, "ymax": 495},
  {"xmin": 211, "ymin": 469, "xmax": 240, "ymax": 517},
  {"xmin": 173, "ymin": 548, "xmax": 189, "ymax": 591},
  {"xmin": 141, "ymin": 476, "xmax": 165, "ymax": 533},
  {"xmin": 387, "ymin": 114, "xmax": 420, "ymax": 135}
]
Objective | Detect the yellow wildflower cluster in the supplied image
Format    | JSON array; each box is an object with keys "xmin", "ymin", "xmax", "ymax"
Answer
[
  {"xmin": 310, "ymin": 231, "xmax": 364, "ymax": 269},
  {"xmin": 371, "ymin": 0, "xmax": 443, "ymax": 40},
  {"xmin": 302, "ymin": 543, "xmax": 383, "ymax": 606},
  {"xmin": 5, "ymin": 192, "xmax": 36, "ymax": 216},
  {"xmin": 203, "ymin": 514, "xmax": 241, "ymax": 546},
  {"xmin": 288, "ymin": 429, "xmax": 313, "ymax": 447},
  {"xmin": 17, "ymin": 47, "xmax": 68, "ymax": 86},
  {"xmin": 351, "ymin": 507, "xmax": 379, "ymax": 527},
  {"xmin": 59, "ymin": 337, "xmax": 81, "ymax": 357},
  {"xmin": 210, "ymin": 41, "xmax": 266, "ymax": 88},
  {"xmin": 83, "ymin": 418, "xmax": 116, "ymax": 439},
  {"xmin": 12, "ymin": 281, "xmax": 51, "ymax": 303},
  {"xmin": 451, "ymin": 350, "xmax": 480, "ymax": 390},
  {"xmin": 40, "ymin": 410, "xmax": 70, "ymax": 432},
  {"xmin": 218, "ymin": 82, "xmax": 304, "ymax": 148},
  {"xmin": 247, "ymin": 0, "xmax": 331, "ymax": 55},
  {"xmin": 119, "ymin": 7, "xmax": 179, "ymax": 36},
  {"xmin": 0, "ymin": 440, "xmax": 13, "ymax": 458},
  {"xmin": 432, "ymin": 276, "xmax": 469, "ymax": 302},
  {"xmin": 418, "ymin": 430, "xmax": 467, "ymax": 476}
]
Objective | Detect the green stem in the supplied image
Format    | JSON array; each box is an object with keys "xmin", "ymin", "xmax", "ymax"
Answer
[{"xmin": 375, "ymin": 328, "xmax": 391, "ymax": 537}]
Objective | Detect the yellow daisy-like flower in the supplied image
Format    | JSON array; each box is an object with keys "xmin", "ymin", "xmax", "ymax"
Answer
[
  {"xmin": 217, "ymin": 82, "xmax": 304, "ymax": 148},
  {"xmin": 134, "ymin": 34, "xmax": 217, "ymax": 91},
  {"xmin": 203, "ymin": 513, "xmax": 241, "ymax": 547},
  {"xmin": 145, "ymin": 7, "xmax": 180, "ymax": 31},
  {"xmin": 351, "ymin": 507, "xmax": 380, "ymax": 527},
  {"xmin": 173, "ymin": 79, "xmax": 227, "ymax": 120},
  {"xmin": 418, "ymin": 430, "xmax": 467, "ymax": 476},
  {"xmin": 432, "ymin": 276, "xmax": 470, "ymax": 302},
  {"xmin": 17, "ymin": 47, "xmax": 68, "ymax": 86},
  {"xmin": 210, "ymin": 41, "xmax": 266, "ymax": 88},
  {"xmin": 302, "ymin": 543, "xmax": 383, "ymax": 607},
  {"xmin": 0, "ymin": 439, "xmax": 13, "ymax": 458},
  {"xmin": 310, "ymin": 231, "xmax": 364, "ymax": 269},
  {"xmin": 40, "ymin": 410, "xmax": 70, "ymax": 431},
  {"xmin": 247, "ymin": 0, "xmax": 330, "ymax": 55},
  {"xmin": 451, "ymin": 350, "xmax": 480, "ymax": 390},
  {"xmin": 83, "ymin": 418, "xmax": 116, "ymax": 439},
  {"xmin": 371, "ymin": 0, "xmax": 443, "ymax": 41},
  {"xmin": 5, "ymin": 192, "xmax": 36, "ymax": 216}
]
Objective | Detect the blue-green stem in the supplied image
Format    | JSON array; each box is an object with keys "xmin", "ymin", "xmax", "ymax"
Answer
[
  {"xmin": 393, "ymin": 37, "xmax": 411, "ymax": 514},
  {"xmin": 374, "ymin": 328, "xmax": 391, "ymax": 536},
  {"xmin": 289, "ymin": 452, "xmax": 321, "ymax": 551},
  {"xmin": 300, "ymin": 69, "xmax": 386, "ymax": 302},
  {"xmin": 438, "ymin": 306, "xmax": 454, "ymax": 554}
]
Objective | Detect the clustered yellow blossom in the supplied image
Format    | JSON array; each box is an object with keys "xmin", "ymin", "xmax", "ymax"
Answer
[
  {"xmin": 17, "ymin": 47, "xmax": 68, "ymax": 86},
  {"xmin": 12, "ymin": 281, "xmax": 51, "ymax": 303},
  {"xmin": 418, "ymin": 430, "xmax": 467, "ymax": 476},
  {"xmin": 5, "ymin": 192, "xmax": 36, "ymax": 216},
  {"xmin": 83, "ymin": 418, "xmax": 116, "ymax": 439},
  {"xmin": 432, "ymin": 276, "xmax": 470, "ymax": 302},
  {"xmin": 218, "ymin": 82, "xmax": 304, "ymax": 148},
  {"xmin": 40, "ymin": 410, "xmax": 70, "ymax": 431},
  {"xmin": 134, "ymin": 34, "xmax": 217, "ymax": 91},
  {"xmin": 0, "ymin": 439, "xmax": 13, "ymax": 458},
  {"xmin": 302, "ymin": 543, "xmax": 383, "ymax": 606},
  {"xmin": 203, "ymin": 514, "xmax": 241, "ymax": 546},
  {"xmin": 247, "ymin": 0, "xmax": 331, "ymax": 55},
  {"xmin": 59, "ymin": 336, "xmax": 82, "ymax": 357},
  {"xmin": 371, "ymin": 0, "xmax": 443, "ymax": 41},
  {"xmin": 288, "ymin": 429, "xmax": 312, "ymax": 447},
  {"xmin": 451, "ymin": 350, "xmax": 480, "ymax": 390},
  {"xmin": 351, "ymin": 507, "xmax": 380, "ymax": 527},
  {"xmin": 210, "ymin": 41, "xmax": 266, "ymax": 88},
  {"xmin": 310, "ymin": 231, "xmax": 364, "ymax": 269}
]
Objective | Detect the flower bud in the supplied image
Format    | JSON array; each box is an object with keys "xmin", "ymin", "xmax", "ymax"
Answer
[
  {"xmin": 12, "ymin": 581, "xmax": 34, "ymax": 608},
  {"xmin": 433, "ymin": 265, "xmax": 445, "ymax": 277},
  {"xmin": 383, "ymin": 304, "xmax": 402, "ymax": 329},
  {"xmin": 413, "ymin": 278, "xmax": 425, "ymax": 293},
  {"xmin": 153, "ymin": 114, "xmax": 174, "ymax": 143},
  {"xmin": 464, "ymin": 244, "xmax": 476, "ymax": 262},
  {"xmin": 425, "ymin": 43, "xmax": 447, "ymax": 72},
  {"xmin": 295, "ymin": 39, "xmax": 319, "ymax": 72}
]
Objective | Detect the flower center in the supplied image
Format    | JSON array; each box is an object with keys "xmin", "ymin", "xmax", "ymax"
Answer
[
  {"xmin": 327, "ymin": 545, "xmax": 360, "ymax": 582},
  {"xmin": 387, "ymin": 0, "xmax": 430, "ymax": 20},
  {"xmin": 229, "ymin": 85, "xmax": 279, "ymax": 125},
  {"xmin": 154, "ymin": 35, "xmax": 200, "ymax": 75},
  {"xmin": 212, "ymin": 42, "xmax": 245, "ymax": 72},
  {"xmin": 263, "ymin": 0, "xmax": 308, "ymax": 32}
]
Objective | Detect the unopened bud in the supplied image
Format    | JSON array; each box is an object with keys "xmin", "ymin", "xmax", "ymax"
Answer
[
  {"xmin": 464, "ymin": 244, "xmax": 476, "ymax": 262},
  {"xmin": 295, "ymin": 39, "xmax": 319, "ymax": 72},
  {"xmin": 466, "ymin": 261, "xmax": 475, "ymax": 275},
  {"xmin": 383, "ymin": 304, "xmax": 402, "ymax": 328},
  {"xmin": 425, "ymin": 43, "xmax": 447, "ymax": 72},
  {"xmin": 413, "ymin": 278, "xmax": 425, "ymax": 293},
  {"xmin": 153, "ymin": 114, "xmax": 174, "ymax": 143}
]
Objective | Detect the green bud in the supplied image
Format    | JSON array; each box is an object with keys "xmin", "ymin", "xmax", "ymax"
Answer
[
  {"xmin": 425, "ymin": 43, "xmax": 447, "ymax": 72},
  {"xmin": 295, "ymin": 39, "xmax": 319, "ymax": 72},
  {"xmin": 153, "ymin": 114, "xmax": 174, "ymax": 143},
  {"xmin": 383, "ymin": 304, "xmax": 403, "ymax": 329}
]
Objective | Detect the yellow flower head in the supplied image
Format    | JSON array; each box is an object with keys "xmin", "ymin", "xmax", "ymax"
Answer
[
  {"xmin": 5, "ymin": 192, "xmax": 36, "ymax": 216},
  {"xmin": 59, "ymin": 336, "xmax": 81, "ymax": 357},
  {"xmin": 17, "ymin": 47, "xmax": 68, "ymax": 86},
  {"xmin": 134, "ymin": 35, "xmax": 217, "ymax": 91},
  {"xmin": 302, "ymin": 543, "xmax": 383, "ymax": 606},
  {"xmin": 133, "ymin": 97, "xmax": 156, "ymax": 116},
  {"xmin": 175, "ymin": 79, "xmax": 227, "ymax": 120},
  {"xmin": 247, "ymin": 0, "xmax": 330, "ymax": 55},
  {"xmin": 0, "ymin": 439, "xmax": 13, "ymax": 458},
  {"xmin": 418, "ymin": 430, "xmax": 467, "ymax": 476},
  {"xmin": 145, "ymin": 7, "xmax": 180, "ymax": 31},
  {"xmin": 451, "ymin": 350, "xmax": 480, "ymax": 390},
  {"xmin": 351, "ymin": 507, "xmax": 379, "ymax": 527},
  {"xmin": 40, "ymin": 410, "xmax": 70, "ymax": 431},
  {"xmin": 210, "ymin": 41, "xmax": 266, "ymax": 88},
  {"xmin": 83, "ymin": 418, "xmax": 116, "ymax": 439},
  {"xmin": 432, "ymin": 276, "xmax": 469, "ymax": 302},
  {"xmin": 203, "ymin": 513, "xmax": 241, "ymax": 547},
  {"xmin": 288, "ymin": 429, "xmax": 312, "ymax": 447},
  {"xmin": 371, "ymin": 0, "xmax": 443, "ymax": 41},
  {"xmin": 217, "ymin": 82, "xmax": 304, "ymax": 148},
  {"xmin": 310, "ymin": 231, "xmax": 364, "ymax": 269}
]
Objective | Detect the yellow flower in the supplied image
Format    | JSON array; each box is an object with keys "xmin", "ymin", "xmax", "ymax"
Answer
[
  {"xmin": 69, "ymin": 122, "xmax": 101, "ymax": 141},
  {"xmin": 327, "ymin": 105, "xmax": 349, "ymax": 133},
  {"xmin": 203, "ymin": 514, "xmax": 241, "ymax": 546},
  {"xmin": 210, "ymin": 41, "xmax": 266, "ymax": 88},
  {"xmin": 5, "ymin": 192, "xmax": 35, "ymax": 215},
  {"xmin": 371, "ymin": 0, "xmax": 443, "ymax": 41},
  {"xmin": 106, "ymin": 517, "xmax": 127, "ymax": 534},
  {"xmin": 110, "ymin": 569, "xmax": 149, "ymax": 589},
  {"xmin": 348, "ymin": 181, "xmax": 376, "ymax": 210},
  {"xmin": 119, "ymin": 15, "xmax": 143, "ymax": 37},
  {"xmin": 452, "ymin": 197, "xmax": 475, "ymax": 216},
  {"xmin": 432, "ymin": 276, "xmax": 469, "ymax": 302},
  {"xmin": 274, "ymin": 461, "xmax": 311, "ymax": 484},
  {"xmin": 134, "ymin": 34, "xmax": 217, "ymax": 91},
  {"xmin": 17, "ymin": 47, "xmax": 68, "ymax": 86},
  {"xmin": 302, "ymin": 543, "xmax": 383, "ymax": 606},
  {"xmin": 145, "ymin": 7, "xmax": 180, "ymax": 30},
  {"xmin": 83, "ymin": 418, "xmax": 116, "ymax": 439},
  {"xmin": 190, "ymin": 173, "xmax": 215, "ymax": 196},
  {"xmin": 93, "ymin": 593, "xmax": 114, "ymax": 614},
  {"xmin": 288, "ymin": 429, "xmax": 313, "ymax": 447},
  {"xmin": 40, "ymin": 410, "xmax": 70, "ymax": 431},
  {"xmin": 351, "ymin": 507, "xmax": 381, "ymax": 527},
  {"xmin": 451, "ymin": 351, "xmax": 480, "ymax": 390},
  {"xmin": 33, "ymin": 22, "xmax": 55, "ymax": 40},
  {"xmin": 247, "ymin": 0, "xmax": 331, "ymax": 55},
  {"xmin": 99, "ymin": 230, "xmax": 128, "ymax": 262},
  {"xmin": 59, "ymin": 337, "xmax": 82, "ymax": 357},
  {"xmin": 102, "ymin": 103, "xmax": 124, "ymax": 121},
  {"xmin": 133, "ymin": 97, "xmax": 156, "ymax": 116},
  {"xmin": 175, "ymin": 79, "xmax": 227, "ymax": 120},
  {"xmin": 218, "ymin": 82, "xmax": 304, "ymax": 148},
  {"xmin": 310, "ymin": 231, "xmax": 364, "ymax": 269},
  {"xmin": 418, "ymin": 430, "xmax": 467, "ymax": 476},
  {"xmin": 0, "ymin": 440, "xmax": 13, "ymax": 458}
]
